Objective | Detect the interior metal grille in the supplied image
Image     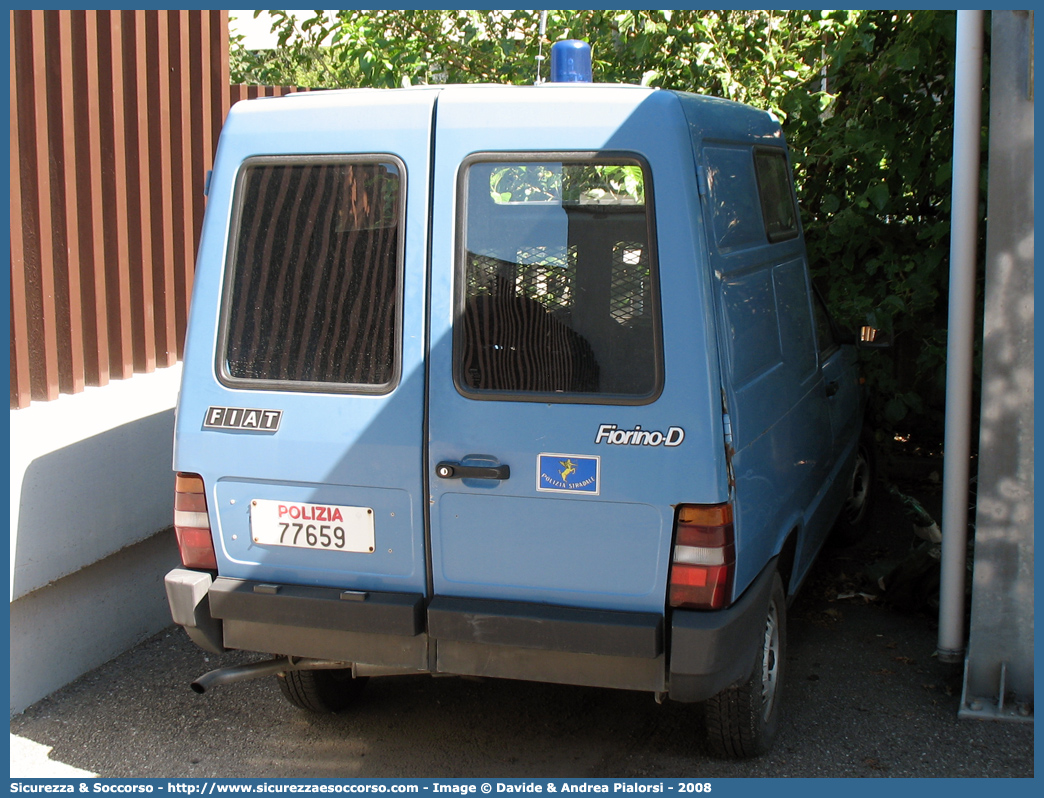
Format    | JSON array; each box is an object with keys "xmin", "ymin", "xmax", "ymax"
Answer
[
  {"xmin": 609, "ymin": 241, "xmax": 649, "ymax": 324},
  {"xmin": 467, "ymin": 246, "xmax": 577, "ymax": 313}
]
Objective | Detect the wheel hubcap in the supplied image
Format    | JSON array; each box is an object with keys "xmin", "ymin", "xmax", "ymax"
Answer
[
  {"xmin": 843, "ymin": 447, "xmax": 870, "ymax": 524},
  {"xmin": 760, "ymin": 601, "xmax": 780, "ymax": 721}
]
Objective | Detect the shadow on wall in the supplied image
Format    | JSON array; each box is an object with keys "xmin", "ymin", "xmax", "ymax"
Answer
[
  {"xmin": 11, "ymin": 409, "xmax": 177, "ymax": 602},
  {"xmin": 9, "ymin": 530, "xmax": 180, "ymax": 716}
]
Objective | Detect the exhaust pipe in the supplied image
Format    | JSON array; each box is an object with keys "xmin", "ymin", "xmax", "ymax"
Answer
[{"xmin": 190, "ymin": 657, "xmax": 349, "ymax": 694}]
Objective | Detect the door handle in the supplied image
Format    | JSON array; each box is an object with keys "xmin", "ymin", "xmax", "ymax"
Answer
[
  {"xmin": 435, "ymin": 461, "xmax": 510, "ymax": 480},
  {"xmin": 825, "ymin": 380, "xmax": 840, "ymax": 397}
]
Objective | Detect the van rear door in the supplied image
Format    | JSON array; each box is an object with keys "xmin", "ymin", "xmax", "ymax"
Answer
[
  {"xmin": 424, "ymin": 86, "xmax": 726, "ymax": 616},
  {"xmin": 175, "ymin": 91, "xmax": 436, "ymax": 598}
]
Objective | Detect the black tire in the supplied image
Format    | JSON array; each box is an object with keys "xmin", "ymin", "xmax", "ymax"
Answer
[
  {"xmin": 276, "ymin": 668, "xmax": 368, "ymax": 713},
  {"xmin": 703, "ymin": 572, "xmax": 786, "ymax": 758},
  {"xmin": 830, "ymin": 428, "xmax": 877, "ymax": 547}
]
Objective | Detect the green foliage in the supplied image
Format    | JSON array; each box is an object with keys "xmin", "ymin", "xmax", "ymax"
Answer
[
  {"xmin": 782, "ymin": 11, "xmax": 985, "ymax": 438},
  {"xmin": 230, "ymin": 10, "xmax": 986, "ymax": 442},
  {"xmin": 489, "ymin": 163, "xmax": 645, "ymax": 205}
]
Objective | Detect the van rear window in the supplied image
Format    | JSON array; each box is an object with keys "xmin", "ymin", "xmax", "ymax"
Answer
[
  {"xmin": 220, "ymin": 157, "xmax": 403, "ymax": 392},
  {"xmin": 456, "ymin": 156, "xmax": 662, "ymax": 402}
]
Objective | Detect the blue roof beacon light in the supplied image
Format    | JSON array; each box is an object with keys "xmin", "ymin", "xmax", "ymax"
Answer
[{"xmin": 550, "ymin": 39, "xmax": 592, "ymax": 83}]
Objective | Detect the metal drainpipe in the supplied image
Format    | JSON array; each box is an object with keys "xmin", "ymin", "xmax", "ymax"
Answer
[{"xmin": 937, "ymin": 10, "xmax": 985, "ymax": 664}]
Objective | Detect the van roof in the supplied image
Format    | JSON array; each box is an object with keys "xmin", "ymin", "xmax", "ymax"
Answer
[
  {"xmin": 260, "ymin": 82, "xmax": 655, "ymax": 98},
  {"xmin": 227, "ymin": 83, "xmax": 783, "ymax": 148}
]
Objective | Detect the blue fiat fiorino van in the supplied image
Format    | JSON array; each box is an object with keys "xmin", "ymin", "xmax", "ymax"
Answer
[{"xmin": 165, "ymin": 48, "xmax": 875, "ymax": 758}]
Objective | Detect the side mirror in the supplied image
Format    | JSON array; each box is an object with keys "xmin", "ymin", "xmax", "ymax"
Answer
[{"xmin": 856, "ymin": 326, "xmax": 892, "ymax": 349}]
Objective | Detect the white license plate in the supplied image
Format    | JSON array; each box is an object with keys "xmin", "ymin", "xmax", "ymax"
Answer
[{"xmin": 250, "ymin": 499, "xmax": 375, "ymax": 553}]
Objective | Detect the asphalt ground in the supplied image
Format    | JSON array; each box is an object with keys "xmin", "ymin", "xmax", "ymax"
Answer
[{"xmin": 10, "ymin": 471, "xmax": 1034, "ymax": 779}]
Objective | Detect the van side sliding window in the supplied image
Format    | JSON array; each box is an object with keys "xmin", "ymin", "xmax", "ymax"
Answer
[
  {"xmin": 811, "ymin": 286, "xmax": 840, "ymax": 357},
  {"xmin": 455, "ymin": 155, "xmax": 662, "ymax": 403},
  {"xmin": 753, "ymin": 149, "xmax": 799, "ymax": 243},
  {"xmin": 219, "ymin": 156, "xmax": 404, "ymax": 393}
]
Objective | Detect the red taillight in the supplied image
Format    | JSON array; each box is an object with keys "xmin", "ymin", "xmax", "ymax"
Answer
[
  {"xmin": 174, "ymin": 472, "xmax": 217, "ymax": 570},
  {"xmin": 669, "ymin": 503, "xmax": 735, "ymax": 610}
]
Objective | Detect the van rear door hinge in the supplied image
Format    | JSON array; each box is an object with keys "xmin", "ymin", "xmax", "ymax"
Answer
[
  {"xmin": 721, "ymin": 393, "xmax": 735, "ymax": 492},
  {"xmin": 696, "ymin": 165, "xmax": 708, "ymax": 198}
]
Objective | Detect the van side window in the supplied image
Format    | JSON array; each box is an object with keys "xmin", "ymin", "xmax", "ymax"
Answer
[
  {"xmin": 704, "ymin": 146, "xmax": 764, "ymax": 252},
  {"xmin": 753, "ymin": 149, "xmax": 799, "ymax": 243},
  {"xmin": 220, "ymin": 157, "xmax": 403, "ymax": 392},
  {"xmin": 456, "ymin": 156, "xmax": 661, "ymax": 402},
  {"xmin": 811, "ymin": 288, "xmax": 839, "ymax": 355}
]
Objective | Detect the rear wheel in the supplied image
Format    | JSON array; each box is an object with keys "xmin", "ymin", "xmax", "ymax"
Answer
[
  {"xmin": 830, "ymin": 429, "xmax": 876, "ymax": 546},
  {"xmin": 703, "ymin": 572, "xmax": 786, "ymax": 758},
  {"xmin": 277, "ymin": 668, "xmax": 368, "ymax": 713}
]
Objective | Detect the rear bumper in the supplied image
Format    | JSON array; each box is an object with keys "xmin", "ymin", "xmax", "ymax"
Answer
[
  {"xmin": 165, "ymin": 562, "xmax": 774, "ymax": 698},
  {"xmin": 428, "ymin": 595, "xmax": 664, "ymax": 692},
  {"xmin": 667, "ymin": 556, "xmax": 778, "ymax": 702}
]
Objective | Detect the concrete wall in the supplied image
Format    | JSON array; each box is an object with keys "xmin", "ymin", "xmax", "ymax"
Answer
[{"xmin": 9, "ymin": 365, "xmax": 183, "ymax": 714}]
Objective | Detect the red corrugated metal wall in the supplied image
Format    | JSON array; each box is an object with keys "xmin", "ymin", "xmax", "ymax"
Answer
[{"xmin": 9, "ymin": 9, "xmax": 313, "ymax": 408}]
